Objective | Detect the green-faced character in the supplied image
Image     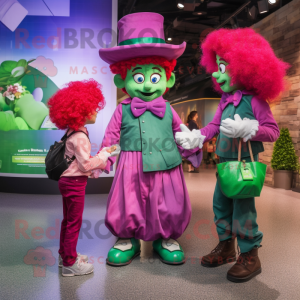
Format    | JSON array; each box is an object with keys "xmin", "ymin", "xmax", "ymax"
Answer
[
  {"xmin": 212, "ymin": 55, "xmax": 244, "ymax": 93},
  {"xmin": 114, "ymin": 63, "xmax": 175, "ymax": 102}
]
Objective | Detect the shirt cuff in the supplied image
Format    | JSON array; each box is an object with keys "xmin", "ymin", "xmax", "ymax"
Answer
[{"xmin": 96, "ymin": 152, "xmax": 109, "ymax": 164}]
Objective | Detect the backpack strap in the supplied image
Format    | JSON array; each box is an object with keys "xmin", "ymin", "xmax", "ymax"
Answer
[
  {"xmin": 64, "ymin": 130, "xmax": 90, "ymax": 162},
  {"xmin": 61, "ymin": 129, "xmax": 70, "ymax": 141}
]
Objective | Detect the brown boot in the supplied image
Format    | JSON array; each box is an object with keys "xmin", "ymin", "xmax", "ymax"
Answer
[
  {"xmin": 227, "ymin": 247, "xmax": 262, "ymax": 283},
  {"xmin": 201, "ymin": 239, "xmax": 236, "ymax": 268}
]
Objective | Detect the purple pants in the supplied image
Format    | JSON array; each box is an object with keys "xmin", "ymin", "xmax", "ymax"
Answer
[{"xmin": 58, "ymin": 176, "xmax": 88, "ymax": 266}]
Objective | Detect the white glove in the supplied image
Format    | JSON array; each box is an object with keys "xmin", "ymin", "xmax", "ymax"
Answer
[
  {"xmin": 97, "ymin": 149, "xmax": 111, "ymax": 159},
  {"xmin": 175, "ymin": 124, "xmax": 206, "ymax": 150},
  {"xmin": 109, "ymin": 144, "xmax": 121, "ymax": 157},
  {"xmin": 220, "ymin": 114, "xmax": 259, "ymax": 142},
  {"xmin": 98, "ymin": 144, "xmax": 121, "ymax": 159}
]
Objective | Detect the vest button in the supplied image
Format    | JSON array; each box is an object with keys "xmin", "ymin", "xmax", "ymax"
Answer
[
  {"xmin": 143, "ymin": 131, "xmax": 145, "ymax": 133},
  {"xmin": 142, "ymin": 121, "xmax": 145, "ymax": 123},
  {"xmin": 150, "ymin": 152, "xmax": 152, "ymax": 154}
]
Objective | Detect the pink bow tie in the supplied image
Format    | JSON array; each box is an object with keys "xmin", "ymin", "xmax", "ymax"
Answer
[
  {"xmin": 220, "ymin": 90, "xmax": 243, "ymax": 111},
  {"xmin": 131, "ymin": 97, "xmax": 166, "ymax": 118}
]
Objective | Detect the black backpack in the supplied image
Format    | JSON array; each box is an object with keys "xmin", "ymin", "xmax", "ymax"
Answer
[{"xmin": 45, "ymin": 130, "xmax": 89, "ymax": 181}]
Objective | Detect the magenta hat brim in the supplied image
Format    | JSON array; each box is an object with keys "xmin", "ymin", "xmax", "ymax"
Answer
[{"xmin": 99, "ymin": 42, "xmax": 186, "ymax": 64}]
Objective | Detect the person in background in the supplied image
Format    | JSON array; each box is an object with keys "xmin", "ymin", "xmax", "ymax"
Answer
[
  {"xmin": 48, "ymin": 79, "xmax": 120, "ymax": 277},
  {"xmin": 187, "ymin": 111, "xmax": 199, "ymax": 172},
  {"xmin": 206, "ymin": 137, "xmax": 217, "ymax": 165}
]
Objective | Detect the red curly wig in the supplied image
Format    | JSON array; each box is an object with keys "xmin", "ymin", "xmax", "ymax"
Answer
[
  {"xmin": 110, "ymin": 56, "xmax": 177, "ymax": 95},
  {"xmin": 48, "ymin": 79, "xmax": 105, "ymax": 131},
  {"xmin": 200, "ymin": 28, "xmax": 290, "ymax": 103}
]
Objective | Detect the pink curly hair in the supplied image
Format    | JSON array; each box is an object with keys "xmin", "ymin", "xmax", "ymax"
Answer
[
  {"xmin": 48, "ymin": 79, "xmax": 105, "ymax": 131},
  {"xmin": 200, "ymin": 28, "xmax": 290, "ymax": 102}
]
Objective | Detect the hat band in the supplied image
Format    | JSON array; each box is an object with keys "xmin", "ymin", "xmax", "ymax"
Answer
[{"xmin": 119, "ymin": 37, "xmax": 165, "ymax": 46}]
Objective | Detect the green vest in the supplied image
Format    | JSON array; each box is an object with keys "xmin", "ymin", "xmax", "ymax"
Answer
[
  {"xmin": 216, "ymin": 95, "xmax": 264, "ymax": 158},
  {"xmin": 120, "ymin": 102, "xmax": 182, "ymax": 172}
]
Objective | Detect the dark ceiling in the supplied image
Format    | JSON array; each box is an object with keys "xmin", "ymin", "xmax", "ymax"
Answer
[{"xmin": 117, "ymin": 0, "xmax": 292, "ymax": 98}]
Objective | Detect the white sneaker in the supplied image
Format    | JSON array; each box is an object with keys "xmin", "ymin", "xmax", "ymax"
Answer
[
  {"xmin": 62, "ymin": 258, "xmax": 94, "ymax": 277},
  {"xmin": 59, "ymin": 252, "xmax": 89, "ymax": 267}
]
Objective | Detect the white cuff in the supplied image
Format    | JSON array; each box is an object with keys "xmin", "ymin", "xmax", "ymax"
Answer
[{"xmin": 243, "ymin": 121, "xmax": 259, "ymax": 142}]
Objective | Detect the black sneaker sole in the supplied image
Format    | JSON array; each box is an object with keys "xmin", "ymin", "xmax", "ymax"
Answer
[
  {"xmin": 106, "ymin": 251, "xmax": 141, "ymax": 267},
  {"xmin": 227, "ymin": 268, "xmax": 262, "ymax": 283},
  {"xmin": 201, "ymin": 257, "xmax": 236, "ymax": 268}
]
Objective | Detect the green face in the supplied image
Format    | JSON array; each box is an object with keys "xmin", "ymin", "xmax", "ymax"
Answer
[
  {"xmin": 212, "ymin": 55, "xmax": 243, "ymax": 93},
  {"xmin": 114, "ymin": 63, "xmax": 175, "ymax": 101}
]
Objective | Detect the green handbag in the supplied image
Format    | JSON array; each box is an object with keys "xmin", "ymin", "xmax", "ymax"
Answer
[{"xmin": 216, "ymin": 139, "xmax": 267, "ymax": 199}]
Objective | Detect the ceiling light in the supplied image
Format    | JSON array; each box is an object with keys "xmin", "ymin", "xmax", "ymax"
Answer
[
  {"xmin": 248, "ymin": 5, "xmax": 258, "ymax": 20},
  {"xmin": 257, "ymin": 0, "xmax": 269, "ymax": 14},
  {"xmin": 167, "ymin": 37, "xmax": 172, "ymax": 41},
  {"xmin": 177, "ymin": 3, "xmax": 184, "ymax": 9},
  {"xmin": 192, "ymin": 1, "xmax": 207, "ymax": 16},
  {"xmin": 268, "ymin": 0, "xmax": 276, "ymax": 4},
  {"xmin": 192, "ymin": 11, "xmax": 207, "ymax": 16}
]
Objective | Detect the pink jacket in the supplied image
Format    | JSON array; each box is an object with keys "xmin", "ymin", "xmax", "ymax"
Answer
[{"xmin": 61, "ymin": 126, "xmax": 108, "ymax": 177}]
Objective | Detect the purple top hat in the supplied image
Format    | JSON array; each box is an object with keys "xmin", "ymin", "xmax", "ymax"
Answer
[{"xmin": 99, "ymin": 12, "xmax": 186, "ymax": 65}]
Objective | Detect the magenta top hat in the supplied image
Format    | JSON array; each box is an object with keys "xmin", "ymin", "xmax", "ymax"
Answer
[{"xmin": 99, "ymin": 12, "xmax": 186, "ymax": 65}]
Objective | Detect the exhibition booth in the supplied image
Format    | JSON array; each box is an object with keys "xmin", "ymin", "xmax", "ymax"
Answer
[{"xmin": 1, "ymin": 0, "xmax": 300, "ymax": 299}]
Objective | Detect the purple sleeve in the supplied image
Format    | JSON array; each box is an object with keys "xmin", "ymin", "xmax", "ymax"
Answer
[
  {"xmin": 200, "ymin": 103, "xmax": 222, "ymax": 143},
  {"xmin": 251, "ymin": 96, "xmax": 280, "ymax": 142},
  {"xmin": 98, "ymin": 104, "xmax": 122, "ymax": 173},
  {"xmin": 171, "ymin": 106, "xmax": 202, "ymax": 168}
]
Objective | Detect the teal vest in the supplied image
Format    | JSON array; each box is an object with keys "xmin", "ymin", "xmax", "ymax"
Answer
[
  {"xmin": 216, "ymin": 95, "xmax": 264, "ymax": 158},
  {"xmin": 120, "ymin": 102, "xmax": 182, "ymax": 172}
]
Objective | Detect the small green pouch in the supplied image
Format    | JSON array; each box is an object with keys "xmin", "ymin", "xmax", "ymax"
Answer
[{"xmin": 216, "ymin": 140, "xmax": 267, "ymax": 199}]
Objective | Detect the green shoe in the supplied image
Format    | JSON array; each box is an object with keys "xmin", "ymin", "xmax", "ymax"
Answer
[
  {"xmin": 153, "ymin": 238, "xmax": 186, "ymax": 265},
  {"xmin": 106, "ymin": 238, "xmax": 141, "ymax": 266}
]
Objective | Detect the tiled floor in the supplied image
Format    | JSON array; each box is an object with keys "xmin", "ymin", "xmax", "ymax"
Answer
[{"xmin": 0, "ymin": 168, "xmax": 299, "ymax": 300}]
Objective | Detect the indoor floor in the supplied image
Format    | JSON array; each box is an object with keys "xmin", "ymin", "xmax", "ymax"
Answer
[{"xmin": 0, "ymin": 168, "xmax": 299, "ymax": 300}]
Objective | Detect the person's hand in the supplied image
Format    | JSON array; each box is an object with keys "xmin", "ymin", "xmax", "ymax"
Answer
[
  {"xmin": 90, "ymin": 169, "xmax": 101, "ymax": 178},
  {"xmin": 220, "ymin": 114, "xmax": 259, "ymax": 142},
  {"xmin": 97, "ymin": 148, "xmax": 111, "ymax": 159},
  {"xmin": 108, "ymin": 144, "xmax": 121, "ymax": 157},
  {"xmin": 175, "ymin": 124, "xmax": 206, "ymax": 150},
  {"xmin": 106, "ymin": 145, "xmax": 116, "ymax": 154},
  {"xmin": 98, "ymin": 144, "xmax": 121, "ymax": 158}
]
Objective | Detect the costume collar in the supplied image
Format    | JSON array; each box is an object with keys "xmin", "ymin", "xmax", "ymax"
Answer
[{"xmin": 220, "ymin": 90, "xmax": 253, "ymax": 111}]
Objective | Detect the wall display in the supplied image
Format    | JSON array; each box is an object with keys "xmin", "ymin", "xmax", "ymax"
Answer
[{"xmin": 0, "ymin": 0, "xmax": 117, "ymax": 177}]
